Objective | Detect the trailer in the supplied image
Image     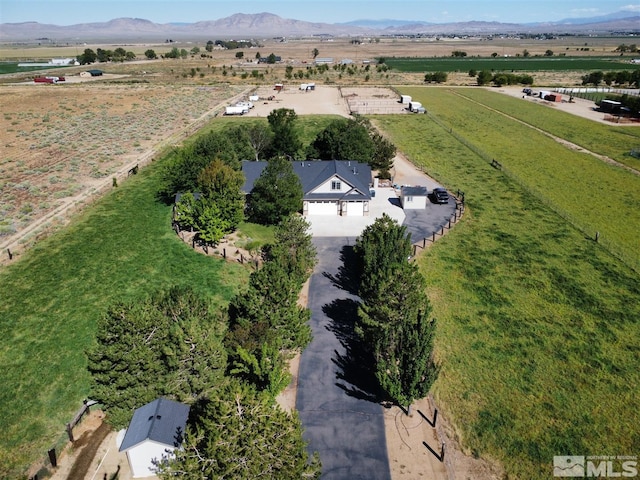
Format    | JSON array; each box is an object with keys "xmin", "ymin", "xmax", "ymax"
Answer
[
  {"xmin": 400, "ymin": 95, "xmax": 412, "ymax": 104},
  {"xmin": 600, "ymin": 99, "xmax": 623, "ymax": 114},
  {"xmin": 408, "ymin": 101, "xmax": 425, "ymax": 113},
  {"xmin": 249, "ymin": 95, "xmax": 259, "ymax": 102},
  {"xmin": 225, "ymin": 106, "xmax": 245, "ymax": 116},
  {"xmin": 34, "ymin": 76, "xmax": 65, "ymax": 84},
  {"xmin": 236, "ymin": 101, "xmax": 253, "ymax": 112}
]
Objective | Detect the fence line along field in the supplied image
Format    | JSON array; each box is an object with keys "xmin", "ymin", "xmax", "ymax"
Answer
[{"xmin": 0, "ymin": 83, "xmax": 249, "ymax": 259}]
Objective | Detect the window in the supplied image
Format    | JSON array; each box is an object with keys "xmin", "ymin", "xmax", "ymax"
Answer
[
  {"xmin": 406, "ymin": 196, "xmax": 413, "ymax": 202},
  {"xmin": 331, "ymin": 180, "xmax": 341, "ymax": 191}
]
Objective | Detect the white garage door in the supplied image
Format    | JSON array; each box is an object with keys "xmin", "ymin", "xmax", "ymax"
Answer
[
  {"xmin": 345, "ymin": 201, "xmax": 364, "ymax": 216},
  {"xmin": 308, "ymin": 201, "xmax": 339, "ymax": 215}
]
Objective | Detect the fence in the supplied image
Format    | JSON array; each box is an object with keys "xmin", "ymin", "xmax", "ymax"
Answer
[
  {"xmin": 424, "ymin": 111, "xmax": 639, "ymax": 273},
  {"xmin": 411, "ymin": 197, "xmax": 465, "ymax": 257}
]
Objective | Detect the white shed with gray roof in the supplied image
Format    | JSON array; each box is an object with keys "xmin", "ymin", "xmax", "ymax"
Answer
[
  {"xmin": 119, "ymin": 398, "xmax": 190, "ymax": 478},
  {"xmin": 400, "ymin": 186, "xmax": 428, "ymax": 209}
]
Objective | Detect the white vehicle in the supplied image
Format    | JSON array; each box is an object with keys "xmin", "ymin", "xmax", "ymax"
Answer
[{"xmin": 225, "ymin": 106, "xmax": 245, "ymax": 115}]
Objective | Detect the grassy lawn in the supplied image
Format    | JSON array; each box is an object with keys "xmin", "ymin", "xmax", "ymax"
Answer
[
  {"xmin": 374, "ymin": 107, "xmax": 640, "ymax": 477},
  {"xmin": 0, "ymin": 157, "xmax": 249, "ymax": 477},
  {"xmin": 397, "ymin": 87, "xmax": 640, "ymax": 271}
]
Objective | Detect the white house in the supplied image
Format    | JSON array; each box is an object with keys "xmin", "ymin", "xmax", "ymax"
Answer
[
  {"xmin": 242, "ymin": 160, "xmax": 372, "ymax": 217},
  {"xmin": 400, "ymin": 186, "xmax": 429, "ymax": 210},
  {"xmin": 119, "ymin": 398, "xmax": 190, "ymax": 478}
]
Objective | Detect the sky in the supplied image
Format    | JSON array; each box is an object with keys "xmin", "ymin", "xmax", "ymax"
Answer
[{"xmin": 1, "ymin": 0, "xmax": 638, "ymax": 25}]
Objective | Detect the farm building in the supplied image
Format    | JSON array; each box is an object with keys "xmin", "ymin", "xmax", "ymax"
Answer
[
  {"xmin": 242, "ymin": 160, "xmax": 372, "ymax": 216},
  {"xmin": 314, "ymin": 57, "xmax": 334, "ymax": 65},
  {"xmin": 80, "ymin": 69, "xmax": 103, "ymax": 77},
  {"xmin": 400, "ymin": 186, "xmax": 429, "ymax": 210},
  {"xmin": 118, "ymin": 398, "xmax": 190, "ymax": 478}
]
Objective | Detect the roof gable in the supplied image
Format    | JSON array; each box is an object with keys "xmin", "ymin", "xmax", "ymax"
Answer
[{"xmin": 119, "ymin": 398, "xmax": 190, "ymax": 452}]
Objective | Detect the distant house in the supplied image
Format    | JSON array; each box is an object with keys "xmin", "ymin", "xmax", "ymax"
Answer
[
  {"xmin": 314, "ymin": 57, "xmax": 334, "ymax": 65},
  {"xmin": 400, "ymin": 186, "xmax": 428, "ymax": 210},
  {"xmin": 242, "ymin": 160, "xmax": 372, "ymax": 216},
  {"xmin": 119, "ymin": 398, "xmax": 190, "ymax": 478}
]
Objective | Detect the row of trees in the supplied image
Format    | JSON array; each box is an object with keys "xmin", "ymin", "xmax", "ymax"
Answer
[
  {"xmin": 353, "ymin": 215, "xmax": 439, "ymax": 412},
  {"xmin": 87, "ymin": 215, "xmax": 321, "ymax": 477},
  {"xmin": 77, "ymin": 47, "xmax": 136, "ymax": 64},
  {"xmin": 424, "ymin": 72, "xmax": 448, "ymax": 83},
  {"xmin": 581, "ymin": 70, "xmax": 640, "ymax": 87},
  {"xmin": 474, "ymin": 70, "xmax": 534, "ymax": 86}
]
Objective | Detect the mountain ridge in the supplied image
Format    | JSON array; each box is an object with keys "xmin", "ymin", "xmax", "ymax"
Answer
[{"xmin": 1, "ymin": 11, "xmax": 638, "ymax": 41}]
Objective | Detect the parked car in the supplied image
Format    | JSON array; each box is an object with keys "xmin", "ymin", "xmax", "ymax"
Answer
[{"xmin": 431, "ymin": 187, "xmax": 449, "ymax": 204}]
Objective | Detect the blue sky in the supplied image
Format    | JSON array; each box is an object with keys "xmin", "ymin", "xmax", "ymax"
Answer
[{"xmin": 1, "ymin": 0, "xmax": 638, "ymax": 25}]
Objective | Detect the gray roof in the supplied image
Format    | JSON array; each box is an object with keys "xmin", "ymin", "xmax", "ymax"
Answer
[
  {"xmin": 242, "ymin": 160, "xmax": 372, "ymax": 202},
  {"xmin": 401, "ymin": 186, "xmax": 428, "ymax": 196},
  {"xmin": 119, "ymin": 398, "xmax": 190, "ymax": 452}
]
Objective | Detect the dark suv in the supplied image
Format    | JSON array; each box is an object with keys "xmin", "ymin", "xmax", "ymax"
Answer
[{"xmin": 431, "ymin": 187, "xmax": 449, "ymax": 204}]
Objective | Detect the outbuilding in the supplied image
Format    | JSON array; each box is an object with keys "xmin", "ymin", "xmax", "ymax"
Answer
[
  {"xmin": 118, "ymin": 398, "xmax": 190, "ymax": 478},
  {"xmin": 400, "ymin": 186, "xmax": 429, "ymax": 210},
  {"xmin": 80, "ymin": 69, "xmax": 103, "ymax": 77}
]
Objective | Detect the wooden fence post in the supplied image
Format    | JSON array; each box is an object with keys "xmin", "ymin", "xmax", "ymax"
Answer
[
  {"xmin": 423, "ymin": 238, "xmax": 426, "ymax": 248},
  {"xmin": 48, "ymin": 448, "xmax": 57, "ymax": 467},
  {"xmin": 7, "ymin": 248, "xmax": 12, "ymax": 260},
  {"xmin": 66, "ymin": 423, "xmax": 74, "ymax": 442}
]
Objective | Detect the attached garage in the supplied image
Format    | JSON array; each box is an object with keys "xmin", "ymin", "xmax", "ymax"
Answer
[
  {"xmin": 342, "ymin": 201, "xmax": 365, "ymax": 216},
  {"xmin": 308, "ymin": 201, "xmax": 339, "ymax": 215}
]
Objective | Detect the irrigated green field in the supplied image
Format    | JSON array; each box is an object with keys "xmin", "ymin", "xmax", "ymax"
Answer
[
  {"xmin": 0, "ymin": 158, "xmax": 249, "ymax": 478},
  {"xmin": 386, "ymin": 56, "xmax": 640, "ymax": 72},
  {"xmin": 374, "ymin": 89, "xmax": 640, "ymax": 477}
]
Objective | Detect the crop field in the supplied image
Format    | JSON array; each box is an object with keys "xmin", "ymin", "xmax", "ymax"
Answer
[
  {"xmin": 385, "ymin": 56, "xmax": 640, "ymax": 72},
  {"xmin": 373, "ymin": 100, "xmax": 640, "ymax": 477},
  {"xmin": 398, "ymin": 87, "xmax": 640, "ymax": 270}
]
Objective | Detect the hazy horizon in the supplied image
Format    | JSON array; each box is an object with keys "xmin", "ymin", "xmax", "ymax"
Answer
[{"xmin": 2, "ymin": 0, "xmax": 640, "ymax": 26}]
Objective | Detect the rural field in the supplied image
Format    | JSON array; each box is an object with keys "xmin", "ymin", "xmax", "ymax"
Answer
[{"xmin": 0, "ymin": 36, "xmax": 639, "ymax": 478}]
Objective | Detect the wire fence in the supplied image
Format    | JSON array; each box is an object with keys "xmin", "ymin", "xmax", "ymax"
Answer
[{"xmin": 425, "ymin": 111, "xmax": 639, "ymax": 273}]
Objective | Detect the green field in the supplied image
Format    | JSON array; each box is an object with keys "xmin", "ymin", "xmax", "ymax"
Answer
[
  {"xmin": 0, "ymin": 158, "xmax": 249, "ymax": 478},
  {"xmin": 374, "ymin": 89, "xmax": 640, "ymax": 477},
  {"xmin": 385, "ymin": 56, "xmax": 640, "ymax": 72},
  {"xmin": 0, "ymin": 62, "xmax": 70, "ymax": 74}
]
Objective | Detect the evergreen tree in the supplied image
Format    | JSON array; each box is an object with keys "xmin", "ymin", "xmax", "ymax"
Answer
[
  {"xmin": 247, "ymin": 157, "xmax": 303, "ymax": 225},
  {"xmin": 197, "ymin": 159, "xmax": 245, "ymax": 230},
  {"xmin": 87, "ymin": 287, "xmax": 227, "ymax": 428},
  {"xmin": 156, "ymin": 380, "xmax": 321, "ymax": 479}
]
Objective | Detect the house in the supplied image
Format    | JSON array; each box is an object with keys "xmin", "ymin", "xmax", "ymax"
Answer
[
  {"xmin": 400, "ymin": 186, "xmax": 429, "ymax": 210},
  {"xmin": 242, "ymin": 160, "xmax": 372, "ymax": 216},
  {"xmin": 119, "ymin": 398, "xmax": 190, "ymax": 478}
]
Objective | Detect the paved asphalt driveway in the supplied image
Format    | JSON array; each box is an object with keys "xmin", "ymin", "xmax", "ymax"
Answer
[
  {"xmin": 297, "ymin": 237, "xmax": 391, "ymax": 480},
  {"xmin": 297, "ymin": 188, "xmax": 457, "ymax": 478}
]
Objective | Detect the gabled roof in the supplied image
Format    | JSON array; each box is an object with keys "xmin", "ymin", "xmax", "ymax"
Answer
[
  {"xmin": 119, "ymin": 398, "xmax": 190, "ymax": 452},
  {"xmin": 241, "ymin": 160, "xmax": 372, "ymax": 201}
]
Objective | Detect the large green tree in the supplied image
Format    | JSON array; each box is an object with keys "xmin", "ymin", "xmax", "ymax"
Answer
[
  {"xmin": 86, "ymin": 287, "xmax": 227, "ymax": 428},
  {"xmin": 197, "ymin": 159, "xmax": 245, "ymax": 230},
  {"xmin": 156, "ymin": 380, "xmax": 321, "ymax": 479},
  {"xmin": 247, "ymin": 157, "xmax": 303, "ymax": 225},
  {"xmin": 267, "ymin": 108, "xmax": 303, "ymax": 159},
  {"xmin": 306, "ymin": 118, "xmax": 374, "ymax": 163}
]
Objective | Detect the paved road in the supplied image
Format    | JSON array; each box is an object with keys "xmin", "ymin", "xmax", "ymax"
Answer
[{"xmin": 297, "ymin": 237, "xmax": 391, "ymax": 480}]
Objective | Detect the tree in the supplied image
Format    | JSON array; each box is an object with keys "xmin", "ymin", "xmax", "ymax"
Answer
[
  {"xmin": 357, "ymin": 261, "xmax": 438, "ymax": 410},
  {"xmin": 267, "ymin": 108, "xmax": 303, "ymax": 159},
  {"xmin": 77, "ymin": 48, "xmax": 97, "ymax": 65},
  {"xmin": 307, "ymin": 118, "xmax": 374, "ymax": 163},
  {"xmin": 353, "ymin": 213, "xmax": 412, "ymax": 304},
  {"xmin": 245, "ymin": 123, "xmax": 274, "ymax": 161},
  {"xmin": 236, "ymin": 51, "xmax": 244, "ymax": 59},
  {"xmin": 370, "ymin": 132, "xmax": 395, "ymax": 178},
  {"xmin": 544, "ymin": 49, "xmax": 554, "ymax": 57},
  {"xmin": 477, "ymin": 70, "xmax": 493, "ymax": 86},
  {"xmin": 312, "ymin": 48, "xmax": 319, "ymax": 59},
  {"xmin": 523, "ymin": 49, "xmax": 530, "ymax": 57},
  {"xmin": 86, "ymin": 287, "xmax": 227, "ymax": 428},
  {"xmin": 491, "ymin": 52, "xmax": 498, "ymax": 58},
  {"xmin": 156, "ymin": 380, "xmax": 321, "ymax": 479},
  {"xmin": 353, "ymin": 215, "xmax": 439, "ymax": 411},
  {"xmin": 451, "ymin": 50, "xmax": 467, "ymax": 57},
  {"xmin": 197, "ymin": 159, "xmax": 245, "ymax": 230},
  {"xmin": 247, "ymin": 156, "xmax": 303, "ymax": 225},
  {"xmin": 205, "ymin": 40, "xmax": 214, "ymax": 52}
]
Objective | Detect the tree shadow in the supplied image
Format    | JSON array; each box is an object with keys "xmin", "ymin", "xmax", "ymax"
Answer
[
  {"xmin": 322, "ymin": 245, "xmax": 359, "ymax": 296},
  {"xmin": 323, "ymin": 298, "xmax": 385, "ymax": 404}
]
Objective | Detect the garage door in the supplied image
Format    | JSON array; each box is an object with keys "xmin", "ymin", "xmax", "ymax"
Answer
[
  {"xmin": 308, "ymin": 201, "xmax": 339, "ymax": 215},
  {"xmin": 345, "ymin": 201, "xmax": 364, "ymax": 216}
]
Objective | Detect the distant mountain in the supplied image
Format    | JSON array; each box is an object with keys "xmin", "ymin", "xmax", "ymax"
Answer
[
  {"xmin": 1, "ymin": 11, "xmax": 638, "ymax": 42},
  {"xmin": 554, "ymin": 10, "xmax": 639, "ymax": 25}
]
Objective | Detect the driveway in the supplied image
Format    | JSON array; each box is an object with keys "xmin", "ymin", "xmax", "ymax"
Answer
[{"xmin": 297, "ymin": 237, "xmax": 391, "ymax": 479}]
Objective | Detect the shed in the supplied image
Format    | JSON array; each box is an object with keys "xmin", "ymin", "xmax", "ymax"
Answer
[
  {"xmin": 119, "ymin": 398, "xmax": 190, "ymax": 478},
  {"xmin": 80, "ymin": 69, "xmax": 103, "ymax": 77},
  {"xmin": 400, "ymin": 186, "xmax": 428, "ymax": 210}
]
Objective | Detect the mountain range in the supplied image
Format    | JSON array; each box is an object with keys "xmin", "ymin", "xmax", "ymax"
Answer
[{"xmin": 1, "ymin": 11, "xmax": 638, "ymax": 42}]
